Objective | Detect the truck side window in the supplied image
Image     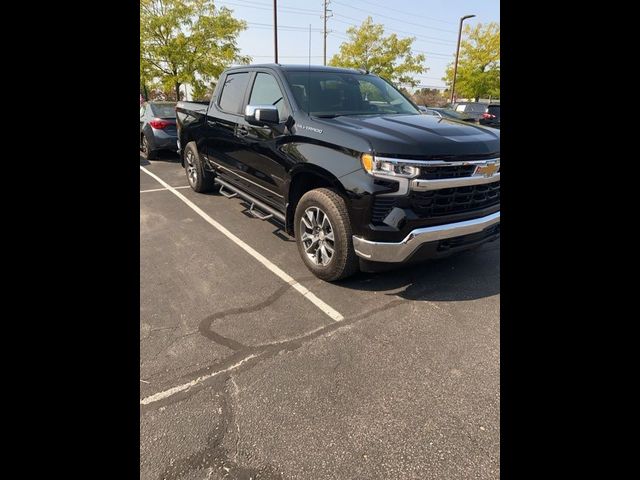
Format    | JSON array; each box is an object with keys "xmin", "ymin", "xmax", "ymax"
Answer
[
  {"xmin": 248, "ymin": 73, "xmax": 286, "ymax": 120},
  {"xmin": 218, "ymin": 72, "xmax": 250, "ymax": 114}
]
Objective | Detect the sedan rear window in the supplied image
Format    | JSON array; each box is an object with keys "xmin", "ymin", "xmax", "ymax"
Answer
[
  {"xmin": 150, "ymin": 103, "xmax": 176, "ymax": 118},
  {"xmin": 464, "ymin": 103, "xmax": 488, "ymax": 113}
]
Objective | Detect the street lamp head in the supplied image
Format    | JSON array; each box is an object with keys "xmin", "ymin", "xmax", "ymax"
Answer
[{"xmin": 462, "ymin": 14, "xmax": 476, "ymax": 21}]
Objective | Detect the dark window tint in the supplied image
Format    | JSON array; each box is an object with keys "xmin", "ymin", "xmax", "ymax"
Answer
[
  {"xmin": 487, "ymin": 105, "xmax": 500, "ymax": 118},
  {"xmin": 219, "ymin": 72, "xmax": 251, "ymax": 114},
  {"xmin": 285, "ymin": 71, "xmax": 418, "ymax": 116},
  {"xmin": 150, "ymin": 103, "xmax": 176, "ymax": 118},
  {"xmin": 249, "ymin": 73, "xmax": 286, "ymax": 119}
]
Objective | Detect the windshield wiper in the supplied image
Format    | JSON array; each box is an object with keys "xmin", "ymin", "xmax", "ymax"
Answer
[{"xmin": 313, "ymin": 114, "xmax": 345, "ymax": 118}]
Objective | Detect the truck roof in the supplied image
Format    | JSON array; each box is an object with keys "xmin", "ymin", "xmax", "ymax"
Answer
[{"xmin": 224, "ymin": 64, "xmax": 368, "ymax": 75}]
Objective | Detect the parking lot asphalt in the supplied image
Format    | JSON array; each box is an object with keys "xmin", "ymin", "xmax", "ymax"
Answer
[{"xmin": 140, "ymin": 152, "xmax": 500, "ymax": 480}]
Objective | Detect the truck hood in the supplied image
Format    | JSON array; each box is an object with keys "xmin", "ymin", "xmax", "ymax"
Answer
[{"xmin": 315, "ymin": 114, "xmax": 500, "ymax": 158}]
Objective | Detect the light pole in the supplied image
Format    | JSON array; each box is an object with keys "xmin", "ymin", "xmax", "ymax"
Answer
[
  {"xmin": 450, "ymin": 14, "xmax": 475, "ymax": 104},
  {"xmin": 273, "ymin": 0, "xmax": 278, "ymax": 63}
]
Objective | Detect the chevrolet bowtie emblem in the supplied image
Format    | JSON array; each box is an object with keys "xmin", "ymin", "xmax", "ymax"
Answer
[{"xmin": 475, "ymin": 163, "xmax": 499, "ymax": 177}]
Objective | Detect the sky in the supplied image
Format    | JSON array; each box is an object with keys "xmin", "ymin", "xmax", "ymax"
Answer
[{"xmin": 216, "ymin": 0, "xmax": 500, "ymax": 90}]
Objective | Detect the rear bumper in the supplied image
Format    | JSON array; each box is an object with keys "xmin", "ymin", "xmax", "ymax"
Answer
[
  {"xmin": 150, "ymin": 129, "xmax": 178, "ymax": 150},
  {"xmin": 352, "ymin": 211, "xmax": 500, "ymax": 263}
]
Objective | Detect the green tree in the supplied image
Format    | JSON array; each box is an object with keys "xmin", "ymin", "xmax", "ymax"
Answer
[
  {"xmin": 444, "ymin": 22, "xmax": 500, "ymax": 101},
  {"xmin": 413, "ymin": 87, "xmax": 447, "ymax": 107},
  {"xmin": 329, "ymin": 17, "xmax": 426, "ymax": 87},
  {"xmin": 140, "ymin": 0, "xmax": 249, "ymax": 101}
]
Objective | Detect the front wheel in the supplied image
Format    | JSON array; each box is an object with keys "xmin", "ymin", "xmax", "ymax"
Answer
[{"xmin": 294, "ymin": 188, "xmax": 359, "ymax": 282}]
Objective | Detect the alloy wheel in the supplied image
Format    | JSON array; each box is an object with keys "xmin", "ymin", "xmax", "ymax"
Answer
[{"xmin": 300, "ymin": 206, "xmax": 335, "ymax": 266}]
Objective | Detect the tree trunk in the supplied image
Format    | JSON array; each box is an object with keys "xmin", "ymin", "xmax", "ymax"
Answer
[
  {"xmin": 143, "ymin": 84, "xmax": 149, "ymax": 100},
  {"xmin": 175, "ymin": 82, "xmax": 181, "ymax": 101}
]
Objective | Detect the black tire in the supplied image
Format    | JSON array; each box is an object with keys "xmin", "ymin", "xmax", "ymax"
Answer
[
  {"xmin": 183, "ymin": 141, "xmax": 217, "ymax": 193},
  {"xmin": 294, "ymin": 188, "xmax": 359, "ymax": 281},
  {"xmin": 141, "ymin": 134, "xmax": 158, "ymax": 160}
]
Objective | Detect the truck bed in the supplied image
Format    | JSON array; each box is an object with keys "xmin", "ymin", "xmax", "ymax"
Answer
[{"xmin": 176, "ymin": 101, "xmax": 209, "ymax": 116}]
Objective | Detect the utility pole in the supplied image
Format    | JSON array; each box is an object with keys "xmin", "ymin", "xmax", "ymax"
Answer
[
  {"xmin": 273, "ymin": 0, "xmax": 278, "ymax": 63},
  {"xmin": 323, "ymin": 0, "xmax": 332, "ymax": 66}
]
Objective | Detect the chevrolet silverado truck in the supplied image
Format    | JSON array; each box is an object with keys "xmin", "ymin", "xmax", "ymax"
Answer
[{"xmin": 176, "ymin": 64, "xmax": 500, "ymax": 281}]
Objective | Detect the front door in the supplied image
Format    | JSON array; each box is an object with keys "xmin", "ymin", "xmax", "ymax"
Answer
[{"xmin": 234, "ymin": 71, "xmax": 292, "ymax": 210}]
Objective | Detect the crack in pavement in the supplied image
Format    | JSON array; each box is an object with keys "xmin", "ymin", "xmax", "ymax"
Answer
[
  {"xmin": 155, "ymin": 377, "xmax": 283, "ymax": 480},
  {"xmin": 141, "ymin": 296, "xmax": 410, "ymax": 413},
  {"xmin": 141, "ymin": 276, "xmax": 477, "ymax": 478},
  {"xmin": 143, "ymin": 295, "xmax": 422, "ymax": 479},
  {"xmin": 229, "ymin": 377, "xmax": 241, "ymax": 463},
  {"xmin": 197, "ymin": 284, "xmax": 294, "ymax": 351},
  {"xmin": 141, "ymin": 270, "xmax": 482, "ymax": 413}
]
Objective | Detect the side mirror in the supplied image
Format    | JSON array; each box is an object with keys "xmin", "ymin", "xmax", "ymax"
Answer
[{"xmin": 245, "ymin": 105, "xmax": 279, "ymax": 125}]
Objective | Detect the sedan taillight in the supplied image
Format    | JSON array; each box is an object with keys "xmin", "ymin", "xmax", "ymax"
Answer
[
  {"xmin": 149, "ymin": 118, "xmax": 171, "ymax": 129},
  {"xmin": 482, "ymin": 113, "xmax": 496, "ymax": 119}
]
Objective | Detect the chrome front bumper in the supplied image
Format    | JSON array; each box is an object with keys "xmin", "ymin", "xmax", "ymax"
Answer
[{"xmin": 352, "ymin": 211, "xmax": 500, "ymax": 263}]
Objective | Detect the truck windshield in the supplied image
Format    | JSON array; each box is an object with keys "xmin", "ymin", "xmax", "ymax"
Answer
[{"xmin": 284, "ymin": 71, "xmax": 419, "ymax": 117}]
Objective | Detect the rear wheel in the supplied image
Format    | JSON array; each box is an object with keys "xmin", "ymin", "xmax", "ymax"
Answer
[
  {"xmin": 141, "ymin": 134, "xmax": 158, "ymax": 160},
  {"xmin": 294, "ymin": 188, "xmax": 359, "ymax": 281},
  {"xmin": 184, "ymin": 141, "xmax": 217, "ymax": 193}
]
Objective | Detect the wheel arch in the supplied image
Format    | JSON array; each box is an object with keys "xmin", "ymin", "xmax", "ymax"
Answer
[{"xmin": 285, "ymin": 165, "xmax": 348, "ymax": 236}]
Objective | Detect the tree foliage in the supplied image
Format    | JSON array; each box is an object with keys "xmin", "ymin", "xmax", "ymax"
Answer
[
  {"xmin": 444, "ymin": 22, "xmax": 500, "ymax": 101},
  {"xmin": 140, "ymin": 0, "xmax": 249, "ymax": 101},
  {"xmin": 329, "ymin": 17, "xmax": 426, "ymax": 87},
  {"xmin": 413, "ymin": 88, "xmax": 447, "ymax": 107}
]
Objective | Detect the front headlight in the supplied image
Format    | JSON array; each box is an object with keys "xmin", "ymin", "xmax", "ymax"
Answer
[{"xmin": 360, "ymin": 153, "xmax": 420, "ymax": 178}]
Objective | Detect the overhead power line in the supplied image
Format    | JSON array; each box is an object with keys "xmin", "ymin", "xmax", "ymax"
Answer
[
  {"xmin": 332, "ymin": 14, "xmax": 456, "ymax": 45},
  {"xmin": 331, "ymin": 0, "xmax": 458, "ymax": 35},
  {"xmin": 221, "ymin": 0, "xmax": 319, "ymax": 15},
  {"xmin": 320, "ymin": 0, "xmax": 457, "ymax": 25},
  {"xmin": 249, "ymin": 55, "xmax": 324, "ymax": 58},
  {"xmin": 247, "ymin": 21, "xmax": 322, "ymax": 31},
  {"xmin": 217, "ymin": 0, "xmax": 318, "ymax": 17}
]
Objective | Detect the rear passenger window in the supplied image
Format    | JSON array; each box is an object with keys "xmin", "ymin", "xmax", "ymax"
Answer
[
  {"xmin": 249, "ymin": 73, "xmax": 286, "ymax": 120},
  {"xmin": 218, "ymin": 72, "xmax": 250, "ymax": 114}
]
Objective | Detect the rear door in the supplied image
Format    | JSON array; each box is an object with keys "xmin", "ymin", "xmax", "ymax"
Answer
[{"xmin": 202, "ymin": 71, "xmax": 253, "ymax": 188}]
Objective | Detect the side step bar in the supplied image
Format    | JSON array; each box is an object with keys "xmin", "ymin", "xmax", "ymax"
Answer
[{"xmin": 213, "ymin": 177, "xmax": 286, "ymax": 224}]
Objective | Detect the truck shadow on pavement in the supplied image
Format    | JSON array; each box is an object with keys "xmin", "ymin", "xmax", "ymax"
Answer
[{"xmin": 335, "ymin": 241, "xmax": 500, "ymax": 302}]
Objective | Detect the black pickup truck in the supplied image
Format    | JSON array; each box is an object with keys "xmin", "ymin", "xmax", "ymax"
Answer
[{"xmin": 176, "ymin": 64, "xmax": 500, "ymax": 281}]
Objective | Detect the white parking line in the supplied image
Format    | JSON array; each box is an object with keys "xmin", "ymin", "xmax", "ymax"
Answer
[
  {"xmin": 140, "ymin": 166, "xmax": 344, "ymax": 322},
  {"xmin": 140, "ymin": 186, "xmax": 191, "ymax": 193},
  {"xmin": 140, "ymin": 354, "xmax": 258, "ymax": 405}
]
